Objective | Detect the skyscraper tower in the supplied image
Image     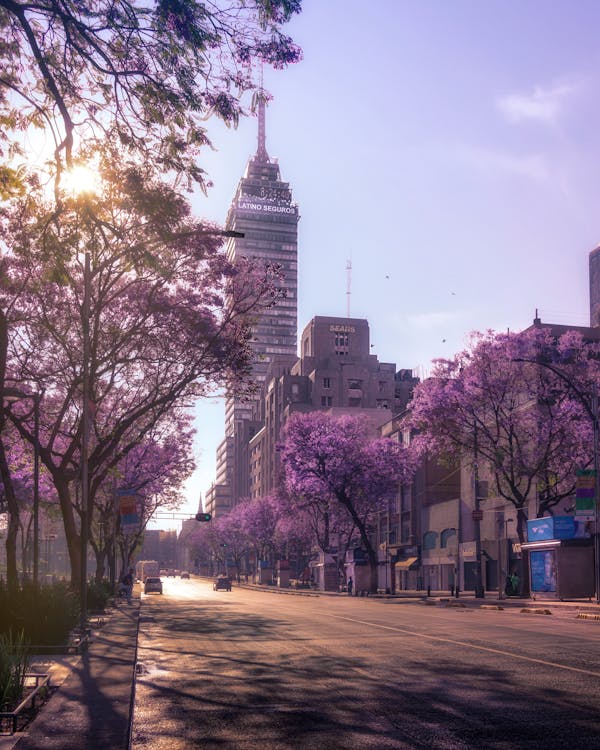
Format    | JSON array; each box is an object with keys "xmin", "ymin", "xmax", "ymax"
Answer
[{"xmin": 206, "ymin": 95, "xmax": 299, "ymax": 515}]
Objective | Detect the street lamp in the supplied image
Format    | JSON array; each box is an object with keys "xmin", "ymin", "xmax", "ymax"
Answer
[
  {"xmin": 497, "ymin": 515, "xmax": 514, "ymax": 600},
  {"xmin": 64, "ymin": 165, "xmax": 98, "ymax": 635},
  {"xmin": 3, "ymin": 388, "xmax": 41, "ymax": 587},
  {"xmin": 513, "ymin": 357, "xmax": 600, "ymax": 604}
]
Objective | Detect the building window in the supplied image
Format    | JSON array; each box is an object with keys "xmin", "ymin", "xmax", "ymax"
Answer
[
  {"xmin": 321, "ymin": 396, "xmax": 332, "ymax": 407},
  {"xmin": 348, "ymin": 379, "xmax": 362, "ymax": 390},
  {"xmin": 348, "ymin": 397, "xmax": 361, "ymax": 407},
  {"xmin": 334, "ymin": 331, "xmax": 349, "ymax": 355},
  {"xmin": 423, "ymin": 531, "xmax": 438, "ymax": 550},
  {"xmin": 441, "ymin": 528, "xmax": 457, "ymax": 548},
  {"xmin": 323, "ymin": 377, "xmax": 331, "ymax": 388}
]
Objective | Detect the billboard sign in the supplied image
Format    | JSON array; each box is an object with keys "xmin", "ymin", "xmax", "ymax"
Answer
[{"xmin": 527, "ymin": 516, "xmax": 575, "ymax": 542}]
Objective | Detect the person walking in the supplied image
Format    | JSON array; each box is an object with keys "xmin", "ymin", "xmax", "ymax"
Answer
[
  {"xmin": 347, "ymin": 576, "xmax": 353, "ymax": 596},
  {"xmin": 122, "ymin": 568, "xmax": 134, "ymax": 605}
]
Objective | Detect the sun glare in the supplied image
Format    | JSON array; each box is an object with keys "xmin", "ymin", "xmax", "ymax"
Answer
[{"xmin": 61, "ymin": 165, "xmax": 99, "ymax": 196}]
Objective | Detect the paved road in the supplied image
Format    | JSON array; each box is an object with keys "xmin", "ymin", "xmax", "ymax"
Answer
[{"xmin": 131, "ymin": 578, "xmax": 600, "ymax": 749}]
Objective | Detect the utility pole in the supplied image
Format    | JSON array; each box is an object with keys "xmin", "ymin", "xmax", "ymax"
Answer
[{"xmin": 473, "ymin": 423, "xmax": 485, "ymax": 598}]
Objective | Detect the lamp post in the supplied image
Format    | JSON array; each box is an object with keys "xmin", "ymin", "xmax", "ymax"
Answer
[
  {"xmin": 497, "ymin": 515, "xmax": 514, "ymax": 600},
  {"xmin": 513, "ymin": 357, "xmax": 600, "ymax": 605},
  {"xmin": 3, "ymin": 388, "xmax": 41, "ymax": 587},
  {"xmin": 473, "ymin": 423, "xmax": 485, "ymax": 598},
  {"xmin": 80, "ymin": 242, "xmax": 91, "ymax": 636}
]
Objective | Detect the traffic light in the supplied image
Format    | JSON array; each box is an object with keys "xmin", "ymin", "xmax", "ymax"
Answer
[{"xmin": 195, "ymin": 512, "xmax": 212, "ymax": 522}]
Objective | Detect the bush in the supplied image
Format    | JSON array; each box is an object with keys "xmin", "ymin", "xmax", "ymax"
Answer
[
  {"xmin": 86, "ymin": 579, "xmax": 112, "ymax": 612},
  {"xmin": 0, "ymin": 630, "xmax": 29, "ymax": 710},
  {"xmin": 0, "ymin": 581, "xmax": 79, "ymax": 647}
]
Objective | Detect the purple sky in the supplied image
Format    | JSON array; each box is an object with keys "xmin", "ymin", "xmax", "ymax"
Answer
[{"xmin": 151, "ymin": 1, "xmax": 600, "ymax": 527}]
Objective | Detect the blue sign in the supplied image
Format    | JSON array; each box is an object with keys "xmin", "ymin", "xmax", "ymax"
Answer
[
  {"xmin": 552, "ymin": 516, "xmax": 576, "ymax": 539},
  {"xmin": 527, "ymin": 518, "xmax": 554, "ymax": 541},
  {"xmin": 527, "ymin": 516, "xmax": 576, "ymax": 542}
]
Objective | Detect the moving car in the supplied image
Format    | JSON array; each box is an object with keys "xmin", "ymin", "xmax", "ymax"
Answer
[
  {"xmin": 144, "ymin": 576, "xmax": 163, "ymax": 594},
  {"xmin": 180, "ymin": 571, "xmax": 190, "ymax": 579},
  {"xmin": 213, "ymin": 576, "xmax": 232, "ymax": 591}
]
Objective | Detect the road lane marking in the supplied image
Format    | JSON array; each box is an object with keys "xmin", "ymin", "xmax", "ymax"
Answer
[{"xmin": 325, "ymin": 614, "xmax": 600, "ymax": 678}]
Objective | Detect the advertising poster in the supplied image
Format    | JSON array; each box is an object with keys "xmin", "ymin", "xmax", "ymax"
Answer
[{"xmin": 530, "ymin": 549, "xmax": 557, "ymax": 592}]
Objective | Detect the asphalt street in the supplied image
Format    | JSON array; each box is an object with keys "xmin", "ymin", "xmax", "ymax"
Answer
[{"xmin": 131, "ymin": 578, "xmax": 600, "ymax": 749}]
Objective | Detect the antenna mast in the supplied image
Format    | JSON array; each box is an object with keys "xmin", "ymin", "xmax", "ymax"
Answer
[
  {"xmin": 257, "ymin": 64, "xmax": 268, "ymax": 161},
  {"xmin": 346, "ymin": 259, "xmax": 352, "ymax": 318}
]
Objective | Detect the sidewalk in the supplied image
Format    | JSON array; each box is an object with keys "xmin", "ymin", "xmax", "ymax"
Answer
[
  {"xmin": 4, "ymin": 597, "xmax": 140, "ymax": 750},
  {"xmin": 238, "ymin": 580, "xmax": 600, "ymax": 613}
]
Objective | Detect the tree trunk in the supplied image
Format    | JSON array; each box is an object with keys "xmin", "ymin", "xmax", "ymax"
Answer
[
  {"xmin": 93, "ymin": 545, "xmax": 106, "ymax": 582},
  {"xmin": 0, "ymin": 437, "xmax": 19, "ymax": 592},
  {"xmin": 55, "ymin": 478, "xmax": 81, "ymax": 590}
]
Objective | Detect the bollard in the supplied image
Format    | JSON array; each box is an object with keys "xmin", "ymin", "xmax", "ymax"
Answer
[{"xmin": 455, "ymin": 585, "xmax": 460, "ymax": 598}]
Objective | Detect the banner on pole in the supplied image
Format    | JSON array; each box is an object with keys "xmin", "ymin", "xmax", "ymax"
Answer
[
  {"xmin": 118, "ymin": 488, "xmax": 139, "ymax": 532},
  {"xmin": 576, "ymin": 470, "xmax": 596, "ymax": 519}
]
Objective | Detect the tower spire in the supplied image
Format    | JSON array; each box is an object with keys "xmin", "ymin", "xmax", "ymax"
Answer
[{"xmin": 257, "ymin": 65, "xmax": 269, "ymax": 161}]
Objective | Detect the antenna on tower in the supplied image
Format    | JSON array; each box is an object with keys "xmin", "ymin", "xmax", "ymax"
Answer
[
  {"xmin": 257, "ymin": 63, "xmax": 268, "ymax": 161},
  {"xmin": 346, "ymin": 259, "xmax": 352, "ymax": 318}
]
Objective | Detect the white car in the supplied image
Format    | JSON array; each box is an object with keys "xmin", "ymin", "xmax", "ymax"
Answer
[{"xmin": 144, "ymin": 577, "xmax": 163, "ymax": 594}]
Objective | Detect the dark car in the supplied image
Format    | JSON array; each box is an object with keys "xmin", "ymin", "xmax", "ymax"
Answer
[
  {"xmin": 213, "ymin": 576, "xmax": 232, "ymax": 591},
  {"xmin": 180, "ymin": 571, "xmax": 190, "ymax": 579},
  {"xmin": 144, "ymin": 577, "xmax": 163, "ymax": 594}
]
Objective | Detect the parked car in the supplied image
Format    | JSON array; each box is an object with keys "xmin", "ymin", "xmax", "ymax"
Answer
[
  {"xmin": 144, "ymin": 577, "xmax": 163, "ymax": 594},
  {"xmin": 180, "ymin": 571, "xmax": 190, "ymax": 579},
  {"xmin": 213, "ymin": 576, "xmax": 232, "ymax": 591}
]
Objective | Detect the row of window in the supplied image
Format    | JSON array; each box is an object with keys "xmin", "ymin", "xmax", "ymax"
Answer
[{"xmin": 423, "ymin": 528, "xmax": 457, "ymax": 550}]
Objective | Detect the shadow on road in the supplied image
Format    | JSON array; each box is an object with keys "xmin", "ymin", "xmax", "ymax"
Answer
[{"xmin": 132, "ymin": 599, "xmax": 600, "ymax": 749}]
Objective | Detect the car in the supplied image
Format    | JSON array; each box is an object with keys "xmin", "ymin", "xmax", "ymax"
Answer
[
  {"xmin": 144, "ymin": 576, "xmax": 163, "ymax": 594},
  {"xmin": 166, "ymin": 569, "xmax": 176, "ymax": 577},
  {"xmin": 213, "ymin": 576, "xmax": 232, "ymax": 591},
  {"xmin": 180, "ymin": 571, "xmax": 190, "ymax": 579}
]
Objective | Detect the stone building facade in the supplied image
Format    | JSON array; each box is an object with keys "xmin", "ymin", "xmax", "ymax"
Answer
[{"xmin": 248, "ymin": 316, "xmax": 417, "ymax": 499}]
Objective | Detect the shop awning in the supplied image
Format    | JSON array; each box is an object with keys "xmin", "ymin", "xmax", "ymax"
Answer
[{"xmin": 395, "ymin": 556, "xmax": 419, "ymax": 570}]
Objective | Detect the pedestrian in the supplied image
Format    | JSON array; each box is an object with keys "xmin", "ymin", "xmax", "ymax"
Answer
[
  {"xmin": 347, "ymin": 576, "xmax": 353, "ymax": 596},
  {"xmin": 122, "ymin": 568, "xmax": 134, "ymax": 605},
  {"xmin": 510, "ymin": 571, "xmax": 520, "ymax": 596}
]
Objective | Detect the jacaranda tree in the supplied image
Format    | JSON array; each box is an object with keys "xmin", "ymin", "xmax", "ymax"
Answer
[
  {"xmin": 0, "ymin": 0, "xmax": 302, "ymax": 193},
  {"xmin": 1, "ymin": 157, "xmax": 285, "ymax": 589},
  {"xmin": 407, "ymin": 326, "xmax": 599, "ymax": 546},
  {"xmin": 280, "ymin": 412, "xmax": 417, "ymax": 593}
]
